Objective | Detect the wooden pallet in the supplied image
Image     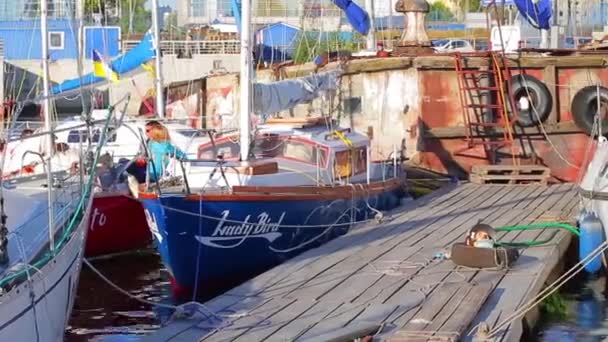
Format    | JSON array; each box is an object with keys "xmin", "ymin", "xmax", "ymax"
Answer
[{"xmin": 469, "ymin": 165, "xmax": 551, "ymax": 185}]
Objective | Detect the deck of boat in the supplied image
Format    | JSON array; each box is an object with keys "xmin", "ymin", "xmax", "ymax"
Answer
[{"xmin": 142, "ymin": 182, "xmax": 579, "ymax": 342}]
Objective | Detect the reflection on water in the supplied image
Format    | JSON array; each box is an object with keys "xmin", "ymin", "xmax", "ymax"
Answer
[
  {"xmin": 538, "ymin": 275, "xmax": 606, "ymax": 342},
  {"xmin": 65, "ymin": 251, "xmax": 174, "ymax": 342}
]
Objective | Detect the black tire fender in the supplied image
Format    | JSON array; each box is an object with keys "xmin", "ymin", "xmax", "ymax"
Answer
[
  {"xmin": 510, "ymin": 74, "xmax": 553, "ymax": 127},
  {"xmin": 571, "ymin": 85, "xmax": 608, "ymax": 135}
]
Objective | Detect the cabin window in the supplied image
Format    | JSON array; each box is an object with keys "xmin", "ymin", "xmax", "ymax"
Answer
[
  {"xmin": 343, "ymin": 97, "xmax": 361, "ymax": 115},
  {"xmin": 334, "ymin": 147, "xmax": 367, "ymax": 179},
  {"xmin": 282, "ymin": 139, "xmax": 327, "ymax": 166},
  {"xmin": 49, "ymin": 32, "xmax": 65, "ymax": 50}
]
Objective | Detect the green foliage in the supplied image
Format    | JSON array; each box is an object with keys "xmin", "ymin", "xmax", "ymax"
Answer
[
  {"xmin": 540, "ymin": 293, "xmax": 568, "ymax": 320},
  {"xmin": 119, "ymin": 0, "xmax": 151, "ymax": 35},
  {"xmin": 84, "ymin": 0, "xmax": 150, "ymax": 34},
  {"xmin": 292, "ymin": 32, "xmax": 360, "ymax": 64},
  {"xmin": 429, "ymin": 1, "xmax": 455, "ymax": 21},
  {"xmin": 84, "ymin": 0, "xmax": 116, "ymax": 14},
  {"xmin": 470, "ymin": 0, "xmax": 482, "ymax": 11}
]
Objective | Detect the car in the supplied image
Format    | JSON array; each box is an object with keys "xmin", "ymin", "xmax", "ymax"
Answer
[{"xmin": 433, "ymin": 39, "xmax": 475, "ymax": 53}]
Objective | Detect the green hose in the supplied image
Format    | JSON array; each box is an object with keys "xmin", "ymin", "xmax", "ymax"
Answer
[{"xmin": 493, "ymin": 222, "xmax": 580, "ymax": 247}]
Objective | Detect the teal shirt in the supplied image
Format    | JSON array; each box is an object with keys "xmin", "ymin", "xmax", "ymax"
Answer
[{"xmin": 147, "ymin": 141, "xmax": 186, "ymax": 181}]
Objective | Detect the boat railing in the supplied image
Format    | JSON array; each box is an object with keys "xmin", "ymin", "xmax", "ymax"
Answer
[{"xmin": 123, "ymin": 40, "xmax": 240, "ymax": 55}]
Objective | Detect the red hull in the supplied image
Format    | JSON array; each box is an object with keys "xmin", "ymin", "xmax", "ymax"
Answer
[{"xmin": 85, "ymin": 193, "xmax": 151, "ymax": 257}]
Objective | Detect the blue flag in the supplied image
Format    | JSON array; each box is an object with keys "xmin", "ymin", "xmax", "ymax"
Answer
[{"xmin": 332, "ymin": 0, "xmax": 370, "ymax": 35}]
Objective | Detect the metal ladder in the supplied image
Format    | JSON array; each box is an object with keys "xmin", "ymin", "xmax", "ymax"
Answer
[{"xmin": 452, "ymin": 0, "xmax": 519, "ymax": 166}]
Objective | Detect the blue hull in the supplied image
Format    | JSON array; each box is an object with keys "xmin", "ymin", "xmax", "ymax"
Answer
[{"xmin": 141, "ymin": 186, "xmax": 405, "ymax": 299}]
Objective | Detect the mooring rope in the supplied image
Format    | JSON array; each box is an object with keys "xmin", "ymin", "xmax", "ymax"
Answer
[{"xmin": 482, "ymin": 240, "xmax": 608, "ymax": 339}]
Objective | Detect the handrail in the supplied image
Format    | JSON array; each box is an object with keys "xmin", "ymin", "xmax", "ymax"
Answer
[{"xmin": 122, "ymin": 40, "xmax": 240, "ymax": 55}]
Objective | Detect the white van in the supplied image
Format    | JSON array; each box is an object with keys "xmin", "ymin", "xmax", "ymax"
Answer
[{"xmin": 490, "ymin": 25, "xmax": 521, "ymax": 53}]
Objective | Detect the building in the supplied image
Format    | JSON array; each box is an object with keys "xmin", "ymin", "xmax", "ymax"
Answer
[
  {"xmin": 0, "ymin": 20, "xmax": 120, "ymax": 60},
  {"xmin": 0, "ymin": 0, "xmax": 75, "ymax": 20}
]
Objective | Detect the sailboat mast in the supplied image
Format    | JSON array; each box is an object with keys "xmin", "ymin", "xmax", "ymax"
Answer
[
  {"xmin": 41, "ymin": 0, "xmax": 55, "ymax": 251},
  {"xmin": 76, "ymin": 0, "xmax": 86, "ymax": 115},
  {"xmin": 150, "ymin": 0, "xmax": 165, "ymax": 118},
  {"xmin": 239, "ymin": 0, "xmax": 252, "ymax": 161}
]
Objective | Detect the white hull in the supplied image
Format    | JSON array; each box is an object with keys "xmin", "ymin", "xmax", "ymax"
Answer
[
  {"xmin": 0, "ymin": 201, "xmax": 91, "ymax": 342},
  {"xmin": 580, "ymin": 137, "xmax": 608, "ymax": 234}
]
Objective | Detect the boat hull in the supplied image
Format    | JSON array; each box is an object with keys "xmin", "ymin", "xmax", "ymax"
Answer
[
  {"xmin": 85, "ymin": 193, "xmax": 151, "ymax": 257},
  {"xmin": 140, "ymin": 180, "xmax": 405, "ymax": 299},
  {"xmin": 0, "ymin": 202, "xmax": 91, "ymax": 342}
]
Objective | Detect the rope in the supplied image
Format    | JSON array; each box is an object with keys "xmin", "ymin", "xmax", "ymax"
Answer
[
  {"xmin": 332, "ymin": 129, "xmax": 353, "ymax": 148},
  {"xmin": 520, "ymin": 73, "xmax": 588, "ymax": 170}
]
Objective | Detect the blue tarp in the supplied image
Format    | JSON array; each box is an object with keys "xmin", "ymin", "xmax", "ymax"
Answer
[
  {"xmin": 332, "ymin": 0, "xmax": 370, "ymax": 35},
  {"xmin": 51, "ymin": 31, "xmax": 156, "ymax": 94},
  {"xmin": 513, "ymin": 0, "xmax": 552, "ymax": 30},
  {"xmin": 231, "ymin": 0, "xmax": 241, "ymax": 34}
]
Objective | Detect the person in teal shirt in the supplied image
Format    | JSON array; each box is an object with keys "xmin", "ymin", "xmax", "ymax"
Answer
[{"xmin": 146, "ymin": 122, "xmax": 187, "ymax": 182}]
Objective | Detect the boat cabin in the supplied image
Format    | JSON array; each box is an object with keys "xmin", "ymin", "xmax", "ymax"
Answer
[{"xmin": 188, "ymin": 117, "xmax": 394, "ymax": 189}]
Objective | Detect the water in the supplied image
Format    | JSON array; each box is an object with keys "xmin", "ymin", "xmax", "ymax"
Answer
[
  {"xmin": 65, "ymin": 251, "xmax": 174, "ymax": 342},
  {"xmin": 537, "ymin": 274, "xmax": 608, "ymax": 342}
]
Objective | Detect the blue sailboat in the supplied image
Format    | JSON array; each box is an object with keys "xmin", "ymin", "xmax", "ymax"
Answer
[{"xmin": 138, "ymin": 0, "xmax": 407, "ymax": 299}]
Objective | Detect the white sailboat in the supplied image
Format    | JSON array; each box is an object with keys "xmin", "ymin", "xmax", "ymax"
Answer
[{"xmin": 0, "ymin": 0, "xmax": 106, "ymax": 339}]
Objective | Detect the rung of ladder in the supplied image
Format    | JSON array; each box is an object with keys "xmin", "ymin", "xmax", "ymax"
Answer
[
  {"xmin": 467, "ymin": 104, "xmax": 503, "ymax": 109},
  {"xmin": 462, "ymin": 87, "xmax": 499, "ymax": 91},
  {"xmin": 469, "ymin": 122, "xmax": 503, "ymax": 127},
  {"xmin": 458, "ymin": 70, "xmax": 495, "ymax": 75}
]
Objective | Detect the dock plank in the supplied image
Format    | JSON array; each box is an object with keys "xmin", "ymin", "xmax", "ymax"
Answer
[
  {"xmin": 290, "ymin": 184, "xmax": 512, "ymax": 304},
  {"xmin": 385, "ymin": 185, "xmax": 562, "ymax": 332},
  {"xmin": 463, "ymin": 184, "xmax": 578, "ymax": 341}
]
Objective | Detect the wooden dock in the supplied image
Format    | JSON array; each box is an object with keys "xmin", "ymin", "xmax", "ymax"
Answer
[{"xmin": 143, "ymin": 182, "xmax": 579, "ymax": 342}]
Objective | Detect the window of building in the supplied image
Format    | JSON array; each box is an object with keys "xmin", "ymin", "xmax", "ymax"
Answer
[
  {"xmin": 217, "ymin": 0, "xmax": 233, "ymax": 17},
  {"xmin": 49, "ymin": 32, "xmax": 65, "ymax": 50},
  {"xmin": 190, "ymin": 0, "xmax": 206, "ymax": 17}
]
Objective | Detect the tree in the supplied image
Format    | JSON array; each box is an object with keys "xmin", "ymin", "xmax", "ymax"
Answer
[
  {"xmin": 429, "ymin": 2, "xmax": 454, "ymax": 21},
  {"xmin": 84, "ymin": 0, "xmax": 117, "ymax": 15},
  {"xmin": 119, "ymin": 0, "xmax": 150, "ymax": 34},
  {"xmin": 84, "ymin": 0, "xmax": 150, "ymax": 34}
]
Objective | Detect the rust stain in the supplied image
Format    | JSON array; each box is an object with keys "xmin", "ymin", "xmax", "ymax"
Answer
[{"xmin": 419, "ymin": 70, "xmax": 460, "ymax": 129}]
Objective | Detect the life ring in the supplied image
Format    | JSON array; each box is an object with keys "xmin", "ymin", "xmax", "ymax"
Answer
[
  {"xmin": 510, "ymin": 74, "xmax": 552, "ymax": 127},
  {"xmin": 571, "ymin": 85, "xmax": 608, "ymax": 135}
]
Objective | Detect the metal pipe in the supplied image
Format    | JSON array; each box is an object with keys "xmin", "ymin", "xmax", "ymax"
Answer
[
  {"xmin": 316, "ymin": 146, "xmax": 320, "ymax": 185},
  {"xmin": 393, "ymin": 144, "xmax": 397, "ymax": 178},
  {"xmin": 239, "ymin": 0, "xmax": 252, "ymax": 161},
  {"xmin": 150, "ymin": 0, "xmax": 165, "ymax": 118},
  {"xmin": 366, "ymin": 147, "xmax": 371, "ymax": 184},
  {"xmin": 365, "ymin": 0, "xmax": 376, "ymax": 50}
]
